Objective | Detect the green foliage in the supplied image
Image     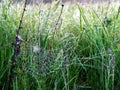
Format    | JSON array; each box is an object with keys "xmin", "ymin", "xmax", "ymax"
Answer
[{"xmin": 0, "ymin": 1, "xmax": 120, "ymax": 90}]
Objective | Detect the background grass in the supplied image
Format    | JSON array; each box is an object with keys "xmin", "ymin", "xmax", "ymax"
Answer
[{"xmin": 0, "ymin": 1, "xmax": 120, "ymax": 90}]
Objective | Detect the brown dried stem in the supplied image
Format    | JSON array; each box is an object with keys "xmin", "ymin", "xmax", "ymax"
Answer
[
  {"xmin": 8, "ymin": 0, "xmax": 27, "ymax": 89},
  {"xmin": 50, "ymin": 4, "xmax": 64, "ymax": 49},
  {"xmin": 17, "ymin": 0, "xmax": 27, "ymax": 36}
]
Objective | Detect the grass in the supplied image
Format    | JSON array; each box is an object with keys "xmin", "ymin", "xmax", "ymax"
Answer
[{"xmin": 0, "ymin": 0, "xmax": 120, "ymax": 90}]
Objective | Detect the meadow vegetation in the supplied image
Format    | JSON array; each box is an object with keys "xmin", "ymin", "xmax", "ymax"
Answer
[{"xmin": 0, "ymin": 0, "xmax": 120, "ymax": 90}]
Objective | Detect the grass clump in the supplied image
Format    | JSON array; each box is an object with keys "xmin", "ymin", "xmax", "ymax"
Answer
[{"xmin": 0, "ymin": 0, "xmax": 120, "ymax": 90}]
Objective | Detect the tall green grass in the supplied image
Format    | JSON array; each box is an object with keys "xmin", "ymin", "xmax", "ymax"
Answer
[{"xmin": 0, "ymin": 1, "xmax": 120, "ymax": 90}]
